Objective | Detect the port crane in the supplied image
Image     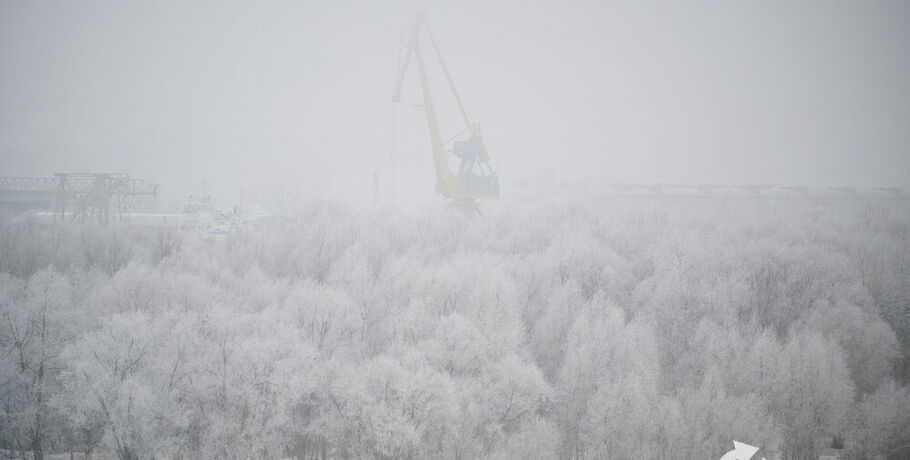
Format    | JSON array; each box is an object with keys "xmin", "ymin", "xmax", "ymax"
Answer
[{"xmin": 392, "ymin": 14, "xmax": 499, "ymax": 207}]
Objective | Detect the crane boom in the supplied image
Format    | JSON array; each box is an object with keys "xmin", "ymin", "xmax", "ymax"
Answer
[
  {"xmin": 391, "ymin": 27, "xmax": 413, "ymax": 104},
  {"xmin": 392, "ymin": 14, "xmax": 499, "ymax": 202},
  {"xmin": 423, "ymin": 21, "xmax": 472, "ymax": 132}
]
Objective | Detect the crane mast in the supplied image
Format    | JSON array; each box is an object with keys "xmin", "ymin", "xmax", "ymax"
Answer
[{"xmin": 392, "ymin": 14, "xmax": 499, "ymax": 203}]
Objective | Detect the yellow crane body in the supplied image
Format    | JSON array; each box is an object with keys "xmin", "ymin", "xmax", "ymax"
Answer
[{"xmin": 393, "ymin": 14, "xmax": 499, "ymax": 202}]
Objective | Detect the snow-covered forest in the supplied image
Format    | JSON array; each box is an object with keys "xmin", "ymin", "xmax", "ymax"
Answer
[{"xmin": 2, "ymin": 196, "xmax": 909, "ymax": 460}]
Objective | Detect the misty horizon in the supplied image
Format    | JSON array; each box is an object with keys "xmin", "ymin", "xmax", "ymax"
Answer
[{"xmin": 3, "ymin": 1, "xmax": 910, "ymax": 208}]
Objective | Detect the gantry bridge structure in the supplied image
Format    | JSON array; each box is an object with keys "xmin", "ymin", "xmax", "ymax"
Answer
[{"xmin": 0, "ymin": 173, "xmax": 158, "ymax": 223}]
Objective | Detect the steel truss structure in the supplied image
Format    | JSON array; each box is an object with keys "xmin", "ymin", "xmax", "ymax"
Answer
[{"xmin": 0, "ymin": 173, "xmax": 158, "ymax": 223}]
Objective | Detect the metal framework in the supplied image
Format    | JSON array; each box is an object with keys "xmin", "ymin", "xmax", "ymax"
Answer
[
  {"xmin": 0, "ymin": 176, "xmax": 60, "ymax": 192},
  {"xmin": 0, "ymin": 173, "xmax": 158, "ymax": 223}
]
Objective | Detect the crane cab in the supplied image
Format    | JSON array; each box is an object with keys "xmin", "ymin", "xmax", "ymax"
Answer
[{"xmin": 451, "ymin": 134, "xmax": 499, "ymax": 199}]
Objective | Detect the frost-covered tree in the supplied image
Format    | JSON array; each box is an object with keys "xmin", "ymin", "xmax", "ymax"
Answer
[
  {"xmin": 57, "ymin": 312, "xmax": 192, "ymax": 459},
  {"xmin": 1, "ymin": 194, "xmax": 908, "ymax": 459},
  {"xmin": 0, "ymin": 269, "xmax": 79, "ymax": 459},
  {"xmin": 846, "ymin": 382, "xmax": 910, "ymax": 459}
]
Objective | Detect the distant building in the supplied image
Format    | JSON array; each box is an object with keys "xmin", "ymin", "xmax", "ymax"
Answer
[
  {"xmin": 818, "ymin": 447, "xmax": 845, "ymax": 460},
  {"xmin": 183, "ymin": 194, "xmax": 214, "ymax": 214}
]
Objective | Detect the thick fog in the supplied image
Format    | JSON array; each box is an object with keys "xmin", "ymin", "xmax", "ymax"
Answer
[
  {"xmin": 2, "ymin": 2, "xmax": 910, "ymax": 460},
  {"xmin": 3, "ymin": 1, "xmax": 910, "ymax": 205}
]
